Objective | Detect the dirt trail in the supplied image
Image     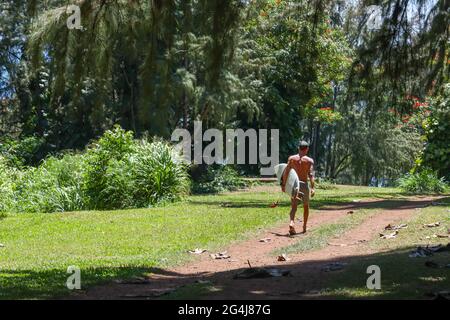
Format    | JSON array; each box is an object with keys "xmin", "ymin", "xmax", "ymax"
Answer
[{"xmin": 70, "ymin": 195, "xmax": 443, "ymax": 300}]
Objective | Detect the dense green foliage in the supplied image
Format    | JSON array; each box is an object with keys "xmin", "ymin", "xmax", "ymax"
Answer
[
  {"xmin": 192, "ymin": 165, "xmax": 247, "ymax": 194},
  {"xmin": 84, "ymin": 131, "xmax": 190, "ymax": 210},
  {"xmin": 397, "ymin": 170, "xmax": 447, "ymax": 194},
  {"xmin": 0, "ymin": 136, "xmax": 46, "ymax": 167},
  {"xmin": 0, "ymin": 0, "xmax": 448, "ymax": 186},
  {"xmin": 83, "ymin": 126, "xmax": 135, "ymax": 209},
  {"xmin": 0, "ymin": 127, "xmax": 189, "ymax": 213},
  {"xmin": 233, "ymin": 1, "xmax": 353, "ymax": 160},
  {"xmin": 12, "ymin": 153, "xmax": 85, "ymax": 213},
  {"xmin": 416, "ymin": 84, "xmax": 450, "ymax": 180}
]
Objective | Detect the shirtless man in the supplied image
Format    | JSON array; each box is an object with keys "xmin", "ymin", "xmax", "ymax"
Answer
[{"xmin": 281, "ymin": 141, "xmax": 315, "ymax": 235}]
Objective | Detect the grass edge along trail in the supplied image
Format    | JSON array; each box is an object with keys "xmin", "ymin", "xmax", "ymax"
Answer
[{"xmin": 0, "ymin": 185, "xmax": 413, "ymax": 299}]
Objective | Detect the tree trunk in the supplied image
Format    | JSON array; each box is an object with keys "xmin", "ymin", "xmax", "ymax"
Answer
[{"xmin": 313, "ymin": 122, "xmax": 321, "ymax": 163}]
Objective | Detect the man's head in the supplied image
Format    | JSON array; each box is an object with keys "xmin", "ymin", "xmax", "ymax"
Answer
[{"xmin": 298, "ymin": 140, "xmax": 309, "ymax": 154}]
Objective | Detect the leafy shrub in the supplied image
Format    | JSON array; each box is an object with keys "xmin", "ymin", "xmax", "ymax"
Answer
[
  {"xmin": 11, "ymin": 153, "xmax": 86, "ymax": 213},
  {"xmin": 83, "ymin": 125, "xmax": 134, "ymax": 209},
  {"xmin": 83, "ymin": 126, "xmax": 189, "ymax": 210},
  {"xmin": 130, "ymin": 140, "xmax": 190, "ymax": 206},
  {"xmin": 416, "ymin": 85, "xmax": 450, "ymax": 180},
  {"xmin": 192, "ymin": 165, "xmax": 247, "ymax": 194},
  {"xmin": 397, "ymin": 170, "xmax": 447, "ymax": 194},
  {"xmin": 0, "ymin": 126, "xmax": 190, "ymax": 213},
  {"xmin": 98, "ymin": 140, "xmax": 190, "ymax": 209}
]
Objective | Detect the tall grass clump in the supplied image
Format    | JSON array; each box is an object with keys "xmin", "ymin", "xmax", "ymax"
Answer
[
  {"xmin": 83, "ymin": 126, "xmax": 189, "ymax": 210},
  {"xmin": 398, "ymin": 170, "xmax": 447, "ymax": 194},
  {"xmin": 11, "ymin": 153, "xmax": 86, "ymax": 213},
  {"xmin": 129, "ymin": 140, "xmax": 190, "ymax": 205}
]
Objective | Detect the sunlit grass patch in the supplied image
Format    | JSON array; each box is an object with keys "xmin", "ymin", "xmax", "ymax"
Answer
[{"xmin": 0, "ymin": 185, "xmax": 406, "ymax": 299}]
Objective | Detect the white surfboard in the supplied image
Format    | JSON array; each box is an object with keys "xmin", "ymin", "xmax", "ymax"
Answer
[{"xmin": 274, "ymin": 163, "xmax": 306, "ymax": 199}]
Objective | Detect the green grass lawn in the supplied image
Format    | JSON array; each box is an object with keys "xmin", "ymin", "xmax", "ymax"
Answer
[{"xmin": 0, "ymin": 185, "xmax": 420, "ymax": 299}]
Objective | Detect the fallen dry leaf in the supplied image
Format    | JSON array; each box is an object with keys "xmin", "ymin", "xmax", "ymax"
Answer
[
  {"xmin": 379, "ymin": 230, "xmax": 398, "ymax": 239},
  {"xmin": 385, "ymin": 223, "xmax": 408, "ymax": 231},
  {"xmin": 210, "ymin": 251, "xmax": 231, "ymax": 260},
  {"xmin": 277, "ymin": 254, "xmax": 290, "ymax": 262},
  {"xmin": 195, "ymin": 280, "xmax": 212, "ymax": 285},
  {"xmin": 188, "ymin": 248, "xmax": 207, "ymax": 255},
  {"xmin": 424, "ymin": 222, "xmax": 440, "ymax": 228},
  {"xmin": 269, "ymin": 201, "xmax": 279, "ymax": 208}
]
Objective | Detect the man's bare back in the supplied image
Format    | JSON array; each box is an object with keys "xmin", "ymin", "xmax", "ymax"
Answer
[{"xmin": 287, "ymin": 154, "xmax": 314, "ymax": 183}]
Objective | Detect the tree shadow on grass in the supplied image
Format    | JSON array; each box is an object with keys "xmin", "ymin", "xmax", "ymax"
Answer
[
  {"xmin": 0, "ymin": 266, "xmax": 181, "ymax": 300},
  {"xmin": 60, "ymin": 246, "xmax": 450, "ymax": 300},
  {"xmin": 2, "ymin": 245, "xmax": 449, "ymax": 300},
  {"xmin": 188, "ymin": 196, "xmax": 450, "ymax": 212},
  {"xmin": 313, "ymin": 197, "xmax": 450, "ymax": 211}
]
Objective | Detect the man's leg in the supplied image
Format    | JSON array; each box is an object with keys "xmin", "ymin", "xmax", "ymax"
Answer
[
  {"xmin": 289, "ymin": 197, "xmax": 298, "ymax": 235},
  {"xmin": 298, "ymin": 182, "xmax": 310, "ymax": 233},
  {"xmin": 302, "ymin": 203, "xmax": 309, "ymax": 233}
]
